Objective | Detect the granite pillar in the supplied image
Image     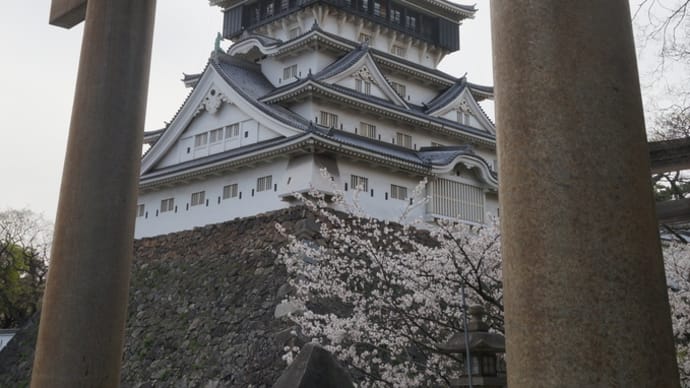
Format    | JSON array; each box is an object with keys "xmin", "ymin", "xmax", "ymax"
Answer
[
  {"xmin": 31, "ymin": 0, "xmax": 156, "ymax": 386},
  {"xmin": 490, "ymin": 1, "xmax": 680, "ymax": 386}
]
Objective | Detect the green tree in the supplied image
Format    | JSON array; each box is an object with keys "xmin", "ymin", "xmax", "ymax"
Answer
[{"xmin": 0, "ymin": 209, "xmax": 51, "ymax": 329}]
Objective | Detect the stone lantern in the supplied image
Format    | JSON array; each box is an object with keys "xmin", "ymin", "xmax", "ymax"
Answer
[{"xmin": 437, "ymin": 305, "xmax": 506, "ymax": 388}]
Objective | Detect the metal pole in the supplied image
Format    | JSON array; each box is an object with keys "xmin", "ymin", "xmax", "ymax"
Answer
[
  {"xmin": 31, "ymin": 1, "xmax": 156, "ymax": 386},
  {"xmin": 491, "ymin": 1, "xmax": 680, "ymax": 386}
]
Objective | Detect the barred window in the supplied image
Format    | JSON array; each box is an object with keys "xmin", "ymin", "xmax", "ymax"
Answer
[
  {"xmin": 223, "ymin": 183, "xmax": 239, "ymax": 199},
  {"xmin": 225, "ymin": 123, "xmax": 240, "ymax": 138},
  {"xmin": 160, "ymin": 198, "xmax": 175, "ymax": 213},
  {"xmin": 194, "ymin": 133, "xmax": 208, "ymax": 147},
  {"xmin": 137, "ymin": 204, "xmax": 145, "ymax": 217},
  {"xmin": 191, "ymin": 191, "xmax": 206, "ymax": 207},
  {"xmin": 457, "ymin": 111, "xmax": 472, "ymax": 125},
  {"xmin": 355, "ymin": 79, "xmax": 372, "ymax": 95},
  {"xmin": 283, "ymin": 64, "xmax": 297, "ymax": 80},
  {"xmin": 351, "ymin": 175, "xmax": 369, "ymax": 191},
  {"xmin": 257, "ymin": 175, "xmax": 273, "ymax": 192},
  {"xmin": 391, "ymin": 45, "xmax": 406, "ymax": 57},
  {"xmin": 391, "ymin": 81, "xmax": 406, "ymax": 97},
  {"xmin": 360, "ymin": 122, "xmax": 376, "ymax": 139},
  {"xmin": 288, "ymin": 26, "xmax": 301, "ymax": 38},
  {"xmin": 390, "ymin": 184, "xmax": 408, "ymax": 200},
  {"xmin": 210, "ymin": 128, "xmax": 224, "ymax": 143},
  {"xmin": 430, "ymin": 179, "xmax": 484, "ymax": 223},
  {"xmin": 396, "ymin": 132, "xmax": 412, "ymax": 148},
  {"xmin": 320, "ymin": 111, "xmax": 338, "ymax": 128}
]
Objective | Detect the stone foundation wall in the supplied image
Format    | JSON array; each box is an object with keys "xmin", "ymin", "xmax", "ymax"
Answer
[{"xmin": 0, "ymin": 208, "xmax": 309, "ymax": 388}]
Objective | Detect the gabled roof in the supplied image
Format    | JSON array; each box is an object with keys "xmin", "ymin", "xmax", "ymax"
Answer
[
  {"xmin": 261, "ymin": 78, "xmax": 495, "ymax": 145},
  {"xmin": 141, "ymin": 126, "xmax": 497, "ymax": 191},
  {"xmin": 425, "ymin": 78, "xmax": 493, "ymax": 112},
  {"xmin": 424, "ymin": 78, "xmax": 495, "ymax": 134}
]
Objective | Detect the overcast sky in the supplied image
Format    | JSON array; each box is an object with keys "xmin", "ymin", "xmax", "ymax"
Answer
[{"xmin": 0, "ymin": 1, "xmax": 678, "ymax": 221}]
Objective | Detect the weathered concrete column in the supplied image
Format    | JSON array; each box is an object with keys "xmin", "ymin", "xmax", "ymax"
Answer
[
  {"xmin": 31, "ymin": 1, "xmax": 156, "ymax": 387},
  {"xmin": 491, "ymin": 1, "xmax": 680, "ymax": 387}
]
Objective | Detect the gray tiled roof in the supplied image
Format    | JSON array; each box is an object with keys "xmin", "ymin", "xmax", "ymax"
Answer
[{"xmin": 314, "ymin": 43, "xmax": 368, "ymax": 80}]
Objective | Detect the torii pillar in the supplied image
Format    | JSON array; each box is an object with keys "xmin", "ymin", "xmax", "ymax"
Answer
[
  {"xmin": 31, "ymin": 1, "xmax": 156, "ymax": 387},
  {"xmin": 491, "ymin": 1, "xmax": 680, "ymax": 386}
]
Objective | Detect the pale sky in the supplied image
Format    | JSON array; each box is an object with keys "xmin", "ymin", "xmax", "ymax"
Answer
[{"xmin": 0, "ymin": 1, "xmax": 678, "ymax": 221}]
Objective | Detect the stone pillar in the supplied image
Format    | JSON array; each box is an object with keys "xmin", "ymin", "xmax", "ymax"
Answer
[
  {"xmin": 31, "ymin": 1, "xmax": 156, "ymax": 387},
  {"xmin": 490, "ymin": 1, "xmax": 680, "ymax": 387}
]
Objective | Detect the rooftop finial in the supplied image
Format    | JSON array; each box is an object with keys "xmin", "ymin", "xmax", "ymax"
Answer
[{"xmin": 214, "ymin": 32, "xmax": 223, "ymax": 52}]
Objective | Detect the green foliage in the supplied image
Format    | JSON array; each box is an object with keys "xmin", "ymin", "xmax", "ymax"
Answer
[{"xmin": 0, "ymin": 209, "xmax": 51, "ymax": 329}]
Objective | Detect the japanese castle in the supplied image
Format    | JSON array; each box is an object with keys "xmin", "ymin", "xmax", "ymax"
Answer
[{"xmin": 134, "ymin": 0, "xmax": 498, "ymax": 238}]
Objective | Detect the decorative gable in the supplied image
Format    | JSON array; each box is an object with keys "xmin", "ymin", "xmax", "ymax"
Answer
[{"xmin": 427, "ymin": 86, "xmax": 495, "ymax": 135}]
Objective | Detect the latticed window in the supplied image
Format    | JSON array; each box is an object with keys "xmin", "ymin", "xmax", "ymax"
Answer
[
  {"xmin": 194, "ymin": 133, "xmax": 208, "ymax": 147},
  {"xmin": 191, "ymin": 191, "xmax": 205, "ymax": 207},
  {"xmin": 351, "ymin": 175, "xmax": 369, "ymax": 191},
  {"xmin": 137, "ymin": 204, "xmax": 145, "ymax": 217},
  {"xmin": 209, "ymin": 128, "xmax": 224, "ymax": 143},
  {"xmin": 320, "ymin": 111, "xmax": 338, "ymax": 128},
  {"xmin": 225, "ymin": 123, "xmax": 240, "ymax": 138},
  {"xmin": 457, "ymin": 111, "xmax": 472, "ymax": 125},
  {"xmin": 283, "ymin": 64, "xmax": 297, "ymax": 79},
  {"xmin": 355, "ymin": 79, "xmax": 372, "ymax": 95},
  {"xmin": 361, "ymin": 122, "xmax": 376, "ymax": 139},
  {"xmin": 257, "ymin": 175, "xmax": 273, "ymax": 192},
  {"xmin": 430, "ymin": 179, "xmax": 484, "ymax": 223},
  {"xmin": 396, "ymin": 132, "xmax": 412, "ymax": 148},
  {"xmin": 223, "ymin": 183, "xmax": 239, "ymax": 199},
  {"xmin": 281, "ymin": 0, "xmax": 290, "ymax": 11},
  {"xmin": 391, "ymin": 45, "xmax": 406, "ymax": 57},
  {"xmin": 160, "ymin": 198, "xmax": 175, "ymax": 213},
  {"xmin": 390, "ymin": 184, "xmax": 408, "ymax": 200},
  {"xmin": 391, "ymin": 81, "xmax": 406, "ymax": 98}
]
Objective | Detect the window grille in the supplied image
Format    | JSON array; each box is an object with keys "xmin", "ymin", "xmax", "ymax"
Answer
[
  {"xmin": 390, "ymin": 184, "xmax": 408, "ymax": 200},
  {"xmin": 137, "ymin": 204, "xmax": 145, "ymax": 217},
  {"xmin": 355, "ymin": 79, "xmax": 372, "ymax": 95},
  {"xmin": 391, "ymin": 81, "xmax": 406, "ymax": 97},
  {"xmin": 223, "ymin": 183, "xmax": 239, "ymax": 199},
  {"xmin": 351, "ymin": 175, "xmax": 369, "ymax": 191},
  {"xmin": 320, "ymin": 111, "xmax": 338, "ymax": 128},
  {"xmin": 396, "ymin": 132, "xmax": 412, "ymax": 148},
  {"xmin": 391, "ymin": 45, "xmax": 406, "ymax": 57},
  {"xmin": 191, "ymin": 191, "xmax": 206, "ymax": 206},
  {"xmin": 361, "ymin": 122, "xmax": 377, "ymax": 139},
  {"xmin": 210, "ymin": 128, "xmax": 223, "ymax": 143},
  {"xmin": 430, "ymin": 179, "xmax": 484, "ymax": 223},
  {"xmin": 283, "ymin": 64, "xmax": 297, "ymax": 79},
  {"xmin": 225, "ymin": 123, "xmax": 240, "ymax": 138},
  {"xmin": 257, "ymin": 175, "xmax": 273, "ymax": 192},
  {"xmin": 194, "ymin": 133, "xmax": 208, "ymax": 147},
  {"xmin": 160, "ymin": 198, "xmax": 175, "ymax": 213}
]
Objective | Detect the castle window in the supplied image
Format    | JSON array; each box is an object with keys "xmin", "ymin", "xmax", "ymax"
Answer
[
  {"xmin": 320, "ymin": 111, "xmax": 338, "ymax": 128},
  {"xmin": 391, "ymin": 45, "xmax": 406, "ymax": 57},
  {"xmin": 257, "ymin": 175, "xmax": 273, "ymax": 192},
  {"xmin": 457, "ymin": 111, "xmax": 472, "ymax": 125},
  {"xmin": 191, "ymin": 191, "xmax": 206, "ymax": 207},
  {"xmin": 283, "ymin": 64, "xmax": 298, "ymax": 80},
  {"xmin": 210, "ymin": 128, "xmax": 224, "ymax": 143},
  {"xmin": 396, "ymin": 132, "xmax": 412, "ymax": 148},
  {"xmin": 281, "ymin": 0, "xmax": 289, "ymax": 11},
  {"xmin": 265, "ymin": 2, "xmax": 274, "ymax": 16},
  {"xmin": 136, "ymin": 204, "xmax": 145, "ymax": 217},
  {"xmin": 288, "ymin": 26, "xmax": 301, "ymax": 39},
  {"xmin": 355, "ymin": 79, "xmax": 371, "ymax": 95},
  {"xmin": 390, "ymin": 184, "xmax": 408, "ymax": 200},
  {"xmin": 351, "ymin": 175, "xmax": 369, "ymax": 191},
  {"xmin": 194, "ymin": 133, "xmax": 208, "ymax": 147},
  {"xmin": 373, "ymin": 1, "xmax": 385, "ymax": 17},
  {"xmin": 361, "ymin": 122, "xmax": 377, "ymax": 139},
  {"xmin": 223, "ymin": 183, "xmax": 239, "ymax": 199},
  {"xmin": 160, "ymin": 198, "xmax": 175, "ymax": 213},
  {"xmin": 405, "ymin": 15, "xmax": 417, "ymax": 31},
  {"xmin": 430, "ymin": 179, "xmax": 484, "ymax": 223},
  {"xmin": 391, "ymin": 81, "xmax": 406, "ymax": 97},
  {"xmin": 225, "ymin": 123, "xmax": 240, "ymax": 138},
  {"xmin": 360, "ymin": 0, "xmax": 369, "ymax": 13},
  {"xmin": 391, "ymin": 8, "xmax": 401, "ymax": 23}
]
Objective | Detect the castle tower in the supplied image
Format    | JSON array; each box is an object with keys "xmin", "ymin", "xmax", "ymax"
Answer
[{"xmin": 134, "ymin": 0, "xmax": 497, "ymax": 237}]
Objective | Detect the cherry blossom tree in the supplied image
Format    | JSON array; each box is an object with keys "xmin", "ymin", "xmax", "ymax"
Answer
[{"xmin": 278, "ymin": 176, "xmax": 690, "ymax": 386}]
